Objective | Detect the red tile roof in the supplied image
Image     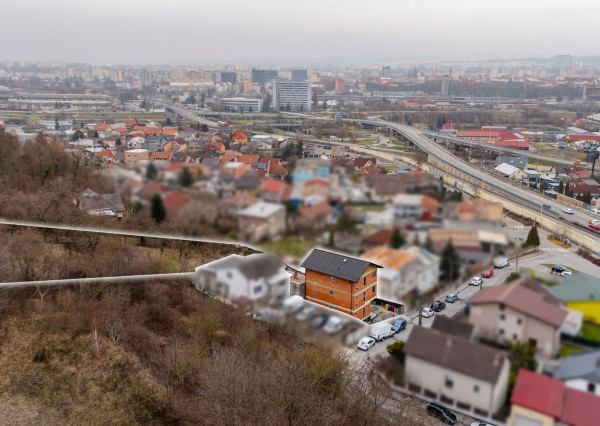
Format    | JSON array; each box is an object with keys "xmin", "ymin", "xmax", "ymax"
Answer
[
  {"xmin": 511, "ymin": 369, "xmax": 564, "ymax": 420},
  {"xmin": 258, "ymin": 157, "xmax": 281, "ymax": 165},
  {"xmin": 304, "ymin": 177, "xmax": 331, "ymax": 187},
  {"xmin": 93, "ymin": 123, "xmax": 110, "ymax": 131},
  {"xmin": 268, "ymin": 163, "xmax": 288, "ymax": 177},
  {"xmin": 261, "ymin": 179, "xmax": 286, "ymax": 194},
  {"xmin": 362, "ymin": 229, "xmax": 394, "ymax": 245},
  {"xmin": 231, "ymin": 132, "xmax": 247, "ymax": 140},
  {"xmin": 299, "ymin": 201, "xmax": 334, "ymax": 221},
  {"xmin": 162, "ymin": 192, "xmax": 190, "ymax": 216},
  {"xmin": 150, "ymin": 152, "xmax": 173, "ymax": 161},
  {"xmin": 354, "ymin": 157, "xmax": 375, "ymax": 167},
  {"xmin": 238, "ymin": 154, "xmax": 259, "ymax": 164},
  {"xmin": 96, "ymin": 149, "xmax": 113, "ymax": 158},
  {"xmin": 470, "ymin": 282, "xmax": 567, "ymax": 327},
  {"xmin": 562, "ymin": 387, "xmax": 600, "ymax": 426}
]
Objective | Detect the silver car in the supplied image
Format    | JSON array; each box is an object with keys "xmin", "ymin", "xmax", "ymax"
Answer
[{"xmin": 470, "ymin": 276, "xmax": 483, "ymax": 286}]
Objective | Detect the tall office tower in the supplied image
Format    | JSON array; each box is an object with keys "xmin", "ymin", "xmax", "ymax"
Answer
[
  {"xmin": 441, "ymin": 75, "xmax": 450, "ymax": 96},
  {"xmin": 272, "ymin": 79, "xmax": 311, "ymax": 112},
  {"xmin": 381, "ymin": 66, "xmax": 391, "ymax": 77},
  {"xmin": 291, "ymin": 69, "xmax": 308, "ymax": 81},
  {"xmin": 220, "ymin": 71, "xmax": 238, "ymax": 84},
  {"xmin": 252, "ymin": 69, "xmax": 278, "ymax": 86}
]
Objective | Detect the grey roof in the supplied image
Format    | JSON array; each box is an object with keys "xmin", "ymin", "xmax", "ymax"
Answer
[
  {"xmin": 235, "ymin": 176, "xmax": 261, "ymax": 190},
  {"xmin": 495, "ymin": 155, "xmax": 528, "ymax": 169},
  {"xmin": 554, "ymin": 348, "xmax": 600, "ymax": 383},
  {"xmin": 548, "ymin": 272, "xmax": 600, "ymax": 302},
  {"xmin": 301, "ymin": 248, "xmax": 380, "ymax": 282},
  {"xmin": 78, "ymin": 189, "xmax": 125, "ymax": 213},
  {"xmin": 405, "ymin": 326, "xmax": 507, "ymax": 383},
  {"xmin": 430, "ymin": 315, "xmax": 475, "ymax": 340},
  {"xmin": 238, "ymin": 253, "xmax": 284, "ymax": 280}
]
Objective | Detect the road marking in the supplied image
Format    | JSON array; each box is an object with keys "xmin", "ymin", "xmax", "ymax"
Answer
[{"xmin": 541, "ymin": 247, "xmax": 570, "ymax": 253}]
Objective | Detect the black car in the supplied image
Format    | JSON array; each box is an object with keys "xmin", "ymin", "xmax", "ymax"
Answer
[
  {"xmin": 551, "ymin": 265, "xmax": 567, "ymax": 274},
  {"xmin": 426, "ymin": 402, "xmax": 457, "ymax": 425},
  {"xmin": 431, "ymin": 300, "xmax": 446, "ymax": 312}
]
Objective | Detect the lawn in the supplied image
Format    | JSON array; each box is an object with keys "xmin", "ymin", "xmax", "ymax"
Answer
[
  {"xmin": 542, "ymin": 263, "xmax": 579, "ymax": 274},
  {"xmin": 260, "ymin": 236, "xmax": 315, "ymax": 258},
  {"xmin": 581, "ymin": 322, "xmax": 600, "ymax": 343},
  {"xmin": 560, "ymin": 344, "xmax": 583, "ymax": 357}
]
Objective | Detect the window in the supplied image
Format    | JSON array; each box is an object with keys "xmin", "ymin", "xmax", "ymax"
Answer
[
  {"xmin": 329, "ymin": 275, "xmax": 334, "ymax": 281},
  {"xmin": 517, "ymin": 318, "xmax": 522, "ymax": 325},
  {"xmin": 500, "ymin": 314, "xmax": 506, "ymax": 320},
  {"xmin": 329, "ymin": 290, "xmax": 334, "ymax": 296},
  {"xmin": 227, "ymin": 272, "xmax": 232, "ymax": 279},
  {"xmin": 253, "ymin": 285, "xmax": 262, "ymax": 294},
  {"xmin": 355, "ymin": 286, "xmax": 358, "ymax": 291},
  {"xmin": 513, "ymin": 334, "xmax": 518, "ymax": 340},
  {"xmin": 499, "ymin": 303, "xmax": 505, "ymax": 310},
  {"xmin": 355, "ymin": 303, "xmax": 358, "ymax": 307},
  {"xmin": 499, "ymin": 328, "xmax": 504, "ymax": 335},
  {"xmin": 588, "ymin": 382, "xmax": 596, "ymax": 393},
  {"xmin": 371, "ymin": 271, "xmax": 376, "ymax": 279},
  {"xmin": 473, "ymin": 385, "xmax": 479, "ymax": 393},
  {"xmin": 445, "ymin": 375, "xmax": 453, "ymax": 388},
  {"xmin": 372, "ymin": 286, "xmax": 376, "ymax": 294},
  {"xmin": 363, "ymin": 292, "xmax": 366, "ymax": 302},
  {"xmin": 355, "ymin": 295, "xmax": 358, "ymax": 300},
  {"xmin": 363, "ymin": 277, "xmax": 366, "ymax": 286}
]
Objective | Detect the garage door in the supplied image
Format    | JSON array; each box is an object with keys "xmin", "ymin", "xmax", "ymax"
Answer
[{"xmin": 514, "ymin": 415, "xmax": 542, "ymax": 426}]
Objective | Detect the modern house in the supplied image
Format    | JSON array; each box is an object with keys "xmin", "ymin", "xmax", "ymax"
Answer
[
  {"xmin": 194, "ymin": 253, "xmax": 289, "ymax": 304},
  {"xmin": 237, "ymin": 201, "xmax": 286, "ymax": 242},
  {"xmin": 404, "ymin": 325, "xmax": 510, "ymax": 416},
  {"xmin": 554, "ymin": 349, "xmax": 600, "ymax": 396},
  {"xmin": 300, "ymin": 248, "xmax": 381, "ymax": 320},
  {"xmin": 125, "ymin": 148, "xmax": 150, "ymax": 165},
  {"xmin": 77, "ymin": 189, "xmax": 125, "ymax": 218},
  {"xmin": 510, "ymin": 368, "xmax": 600, "ymax": 426},
  {"xmin": 548, "ymin": 273, "xmax": 600, "ymax": 324},
  {"xmin": 469, "ymin": 280, "xmax": 568, "ymax": 357},
  {"xmin": 393, "ymin": 194, "xmax": 438, "ymax": 224}
]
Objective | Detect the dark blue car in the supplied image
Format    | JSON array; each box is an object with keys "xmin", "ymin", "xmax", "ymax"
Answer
[{"xmin": 391, "ymin": 318, "xmax": 407, "ymax": 333}]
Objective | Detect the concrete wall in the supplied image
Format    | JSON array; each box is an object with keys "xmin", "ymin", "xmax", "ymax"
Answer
[
  {"xmin": 405, "ymin": 355, "xmax": 508, "ymax": 414},
  {"xmin": 565, "ymin": 378, "xmax": 600, "ymax": 396}
]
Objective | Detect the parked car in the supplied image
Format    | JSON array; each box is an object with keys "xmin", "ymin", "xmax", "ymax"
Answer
[
  {"xmin": 431, "ymin": 300, "xmax": 446, "ymax": 312},
  {"xmin": 323, "ymin": 316, "xmax": 344, "ymax": 334},
  {"xmin": 470, "ymin": 423, "xmax": 495, "ymax": 426},
  {"xmin": 445, "ymin": 293, "xmax": 458, "ymax": 303},
  {"xmin": 295, "ymin": 306, "xmax": 317, "ymax": 322},
  {"xmin": 282, "ymin": 295, "xmax": 304, "ymax": 313},
  {"xmin": 391, "ymin": 318, "xmax": 407, "ymax": 333},
  {"xmin": 482, "ymin": 268, "xmax": 494, "ymax": 278},
  {"xmin": 590, "ymin": 224, "xmax": 600, "ymax": 231},
  {"xmin": 311, "ymin": 314, "xmax": 328, "ymax": 329},
  {"xmin": 543, "ymin": 203, "xmax": 551, "ymax": 209},
  {"xmin": 493, "ymin": 256, "xmax": 509, "ymax": 268},
  {"xmin": 551, "ymin": 265, "xmax": 570, "ymax": 274},
  {"xmin": 357, "ymin": 337, "xmax": 376, "ymax": 351},
  {"xmin": 470, "ymin": 276, "xmax": 483, "ymax": 286},
  {"xmin": 369, "ymin": 322, "xmax": 394, "ymax": 341},
  {"xmin": 589, "ymin": 219, "xmax": 600, "ymax": 225},
  {"xmin": 561, "ymin": 269, "xmax": 572, "ymax": 276},
  {"xmin": 563, "ymin": 208, "xmax": 574, "ymax": 214},
  {"xmin": 427, "ymin": 402, "xmax": 457, "ymax": 425},
  {"xmin": 421, "ymin": 307, "xmax": 434, "ymax": 318}
]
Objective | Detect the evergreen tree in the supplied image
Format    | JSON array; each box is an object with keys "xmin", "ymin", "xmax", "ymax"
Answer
[
  {"xmin": 248, "ymin": 106, "xmax": 253, "ymax": 113},
  {"xmin": 115, "ymin": 138, "xmax": 122, "ymax": 146},
  {"xmin": 201, "ymin": 92, "xmax": 205, "ymax": 108},
  {"xmin": 524, "ymin": 225, "xmax": 540, "ymax": 247},
  {"xmin": 557, "ymin": 181, "xmax": 564, "ymax": 194},
  {"xmin": 389, "ymin": 228, "xmax": 405, "ymax": 249},
  {"xmin": 413, "ymin": 233, "xmax": 421, "ymax": 246},
  {"xmin": 424, "ymin": 235, "xmax": 434, "ymax": 252},
  {"xmin": 80, "ymin": 120, "xmax": 84, "ymax": 128},
  {"xmin": 146, "ymin": 162, "xmax": 157, "ymax": 180},
  {"xmin": 300, "ymin": 104, "xmax": 304, "ymax": 112},
  {"xmin": 54, "ymin": 119, "xmax": 59, "ymax": 130},
  {"xmin": 166, "ymin": 117, "xmax": 172, "ymax": 126},
  {"xmin": 565, "ymin": 182, "xmax": 570, "ymax": 197},
  {"xmin": 286, "ymin": 103, "xmax": 291, "ymax": 112},
  {"xmin": 93, "ymin": 130, "xmax": 99, "ymax": 138},
  {"xmin": 178, "ymin": 167, "xmax": 193, "ymax": 187},
  {"xmin": 296, "ymin": 141, "xmax": 303, "ymax": 157},
  {"xmin": 150, "ymin": 194, "xmax": 166, "ymax": 224},
  {"xmin": 328, "ymin": 229, "xmax": 335, "ymax": 248},
  {"xmin": 440, "ymin": 239, "xmax": 461, "ymax": 281},
  {"xmin": 323, "ymin": 101, "xmax": 327, "ymax": 110}
]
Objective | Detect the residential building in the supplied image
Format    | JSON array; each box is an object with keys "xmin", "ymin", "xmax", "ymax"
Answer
[
  {"xmin": 404, "ymin": 325, "xmax": 510, "ymax": 415},
  {"xmin": 194, "ymin": 253, "xmax": 289, "ymax": 303},
  {"xmin": 361, "ymin": 246, "xmax": 419, "ymax": 303},
  {"xmin": 430, "ymin": 315, "xmax": 475, "ymax": 340},
  {"xmin": 231, "ymin": 131, "xmax": 248, "ymax": 144},
  {"xmin": 77, "ymin": 189, "xmax": 125, "ymax": 218},
  {"xmin": 293, "ymin": 158, "xmax": 330, "ymax": 183},
  {"xmin": 125, "ymin": 148, "xmax": 150, "ymax": 165},
  {"xmin": 222, "ymin": 97, "xmax": 263, "ymax": 113},
  {"xmin": 237, "ymin": 201, "xmax": 286, "ymax": 242},
  {"xmin": 403, "ymin": 246, "xmax": 441, "ymax": 295},
  {"xmin": 297, "ymin": 201, "xmax": 335, "ymax": 229},
  {"xmin": 300, "ymin": 248, "xmax": 381, "ymax": 320},
  {"xmin": 510, "ymin": 368, "xmax": 600, "ymax": 426},
  {"xmin": 220, "ymin": 71, "xmax": 238, "ymax": 85},
  {"xmin": 260, "ymin": 179, "xmax": 291, "ymax": 203},
  {"xmin": 469, "ymin": 280, "xmax": 568, "ymax": 357},
  {"xmin": 554, "ymin": 349, "xmax": 600, "ymax": 396},
  {"xmin": 149, "ymin": 151, "xmax": 173, "ymax": 162},
  {"xmin": 354, "ymin": 157, "xmax": 377, "ymax": 171},
  {"xmin": 494, "ymin": 163, "xmax": 528, "ymax": 180},
  {"xmin": 393, "ymin": 194, "xmax": 438, "ymax": 223},
  {"xmin": 272, "ymin": 79, "xmax": 311, "ymax": 112},
  {"xmin": 549, "ymin": 273, "xmax": 600, "ymax": 324},
  {"xmin": 495, "ymin": 155, "xmax": 528, "ymax": 169}
]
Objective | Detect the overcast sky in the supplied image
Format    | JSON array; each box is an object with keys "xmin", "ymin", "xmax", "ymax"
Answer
[{"xmin": 2, "ymin": 0, "xmax": 599, "ymax": 65}]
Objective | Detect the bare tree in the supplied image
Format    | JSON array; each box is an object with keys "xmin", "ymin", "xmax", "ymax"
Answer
[{"xmin": 105, "ymin": 318, "xmax": 124, "ymax": 346}]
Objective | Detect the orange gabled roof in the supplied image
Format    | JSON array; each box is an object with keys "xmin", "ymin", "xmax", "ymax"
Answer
[
  {"xmin": 220, "ymin": 155, "xmax": 238, "ymax": 163},
  {"xmin": 162, "ymin": 128, "xmax": 178, "ymax": 136},
  {"xmin": 238, "ymin": 154, "xmax": 259, "ymax": 164},
  {"xmin": 420, "ymin": 195, "xmax": 438, "ymax": 212},
  {"xmin": 361, "ymin": 246, "xmax": 418, "ymax": 271},
  {"xmin": 261, "ymin": 179, "xmax": 286, "ymax": 193},
  {"xmin": 150, "ymin": 151, "xmax": 173, "ymax": 161},
  {"xmin": 162, "ymin": 191, "xmax": 190, "ymax": 215},
  {"xmin": 96, "ymin": 149, "xmax": 113, "ymax": 158},
  {"xmin": 268, "ymin": 163, "xmax": 288, "ymax": 176},
  {"xmin": 298, "ymin": 201, "xmax": 334, "ymax": 221},
  {"xmin": 232, "ymin": 132, "xmax": 248, "ymax": 140},
  {"xmin": 94, "ymin": 123, "xmax": 110, "ymax": 131}
]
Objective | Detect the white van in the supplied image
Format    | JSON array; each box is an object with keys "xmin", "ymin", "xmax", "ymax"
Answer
[
  {"xmin": 493, "ymin": 256, "xmax": 510, "ymax": 269},
  {"xmin": 369, "ymin": 322, "xmax": 394, "ymax": 342},
  {"xmin": 282, "ymin": 295, "xmax": 304, "ymax": 313}
]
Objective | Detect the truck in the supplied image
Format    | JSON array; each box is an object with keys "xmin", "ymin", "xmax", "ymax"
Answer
[
  {"xmin": 369, "ymin": 322, "xmax": 394, "ymax": 342},
  {"xmin": 493, "ymin": 256, "xmax": 510, "ymax": 269}
]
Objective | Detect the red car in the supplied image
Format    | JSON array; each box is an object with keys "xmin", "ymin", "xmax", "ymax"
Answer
[
  {"xmin": 589, "ymin": 224, "xmax": 600, "ymax": 231},
  {"xmin": 482, "ymin": 268, "xmax": 494, "ymax": 278}
]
